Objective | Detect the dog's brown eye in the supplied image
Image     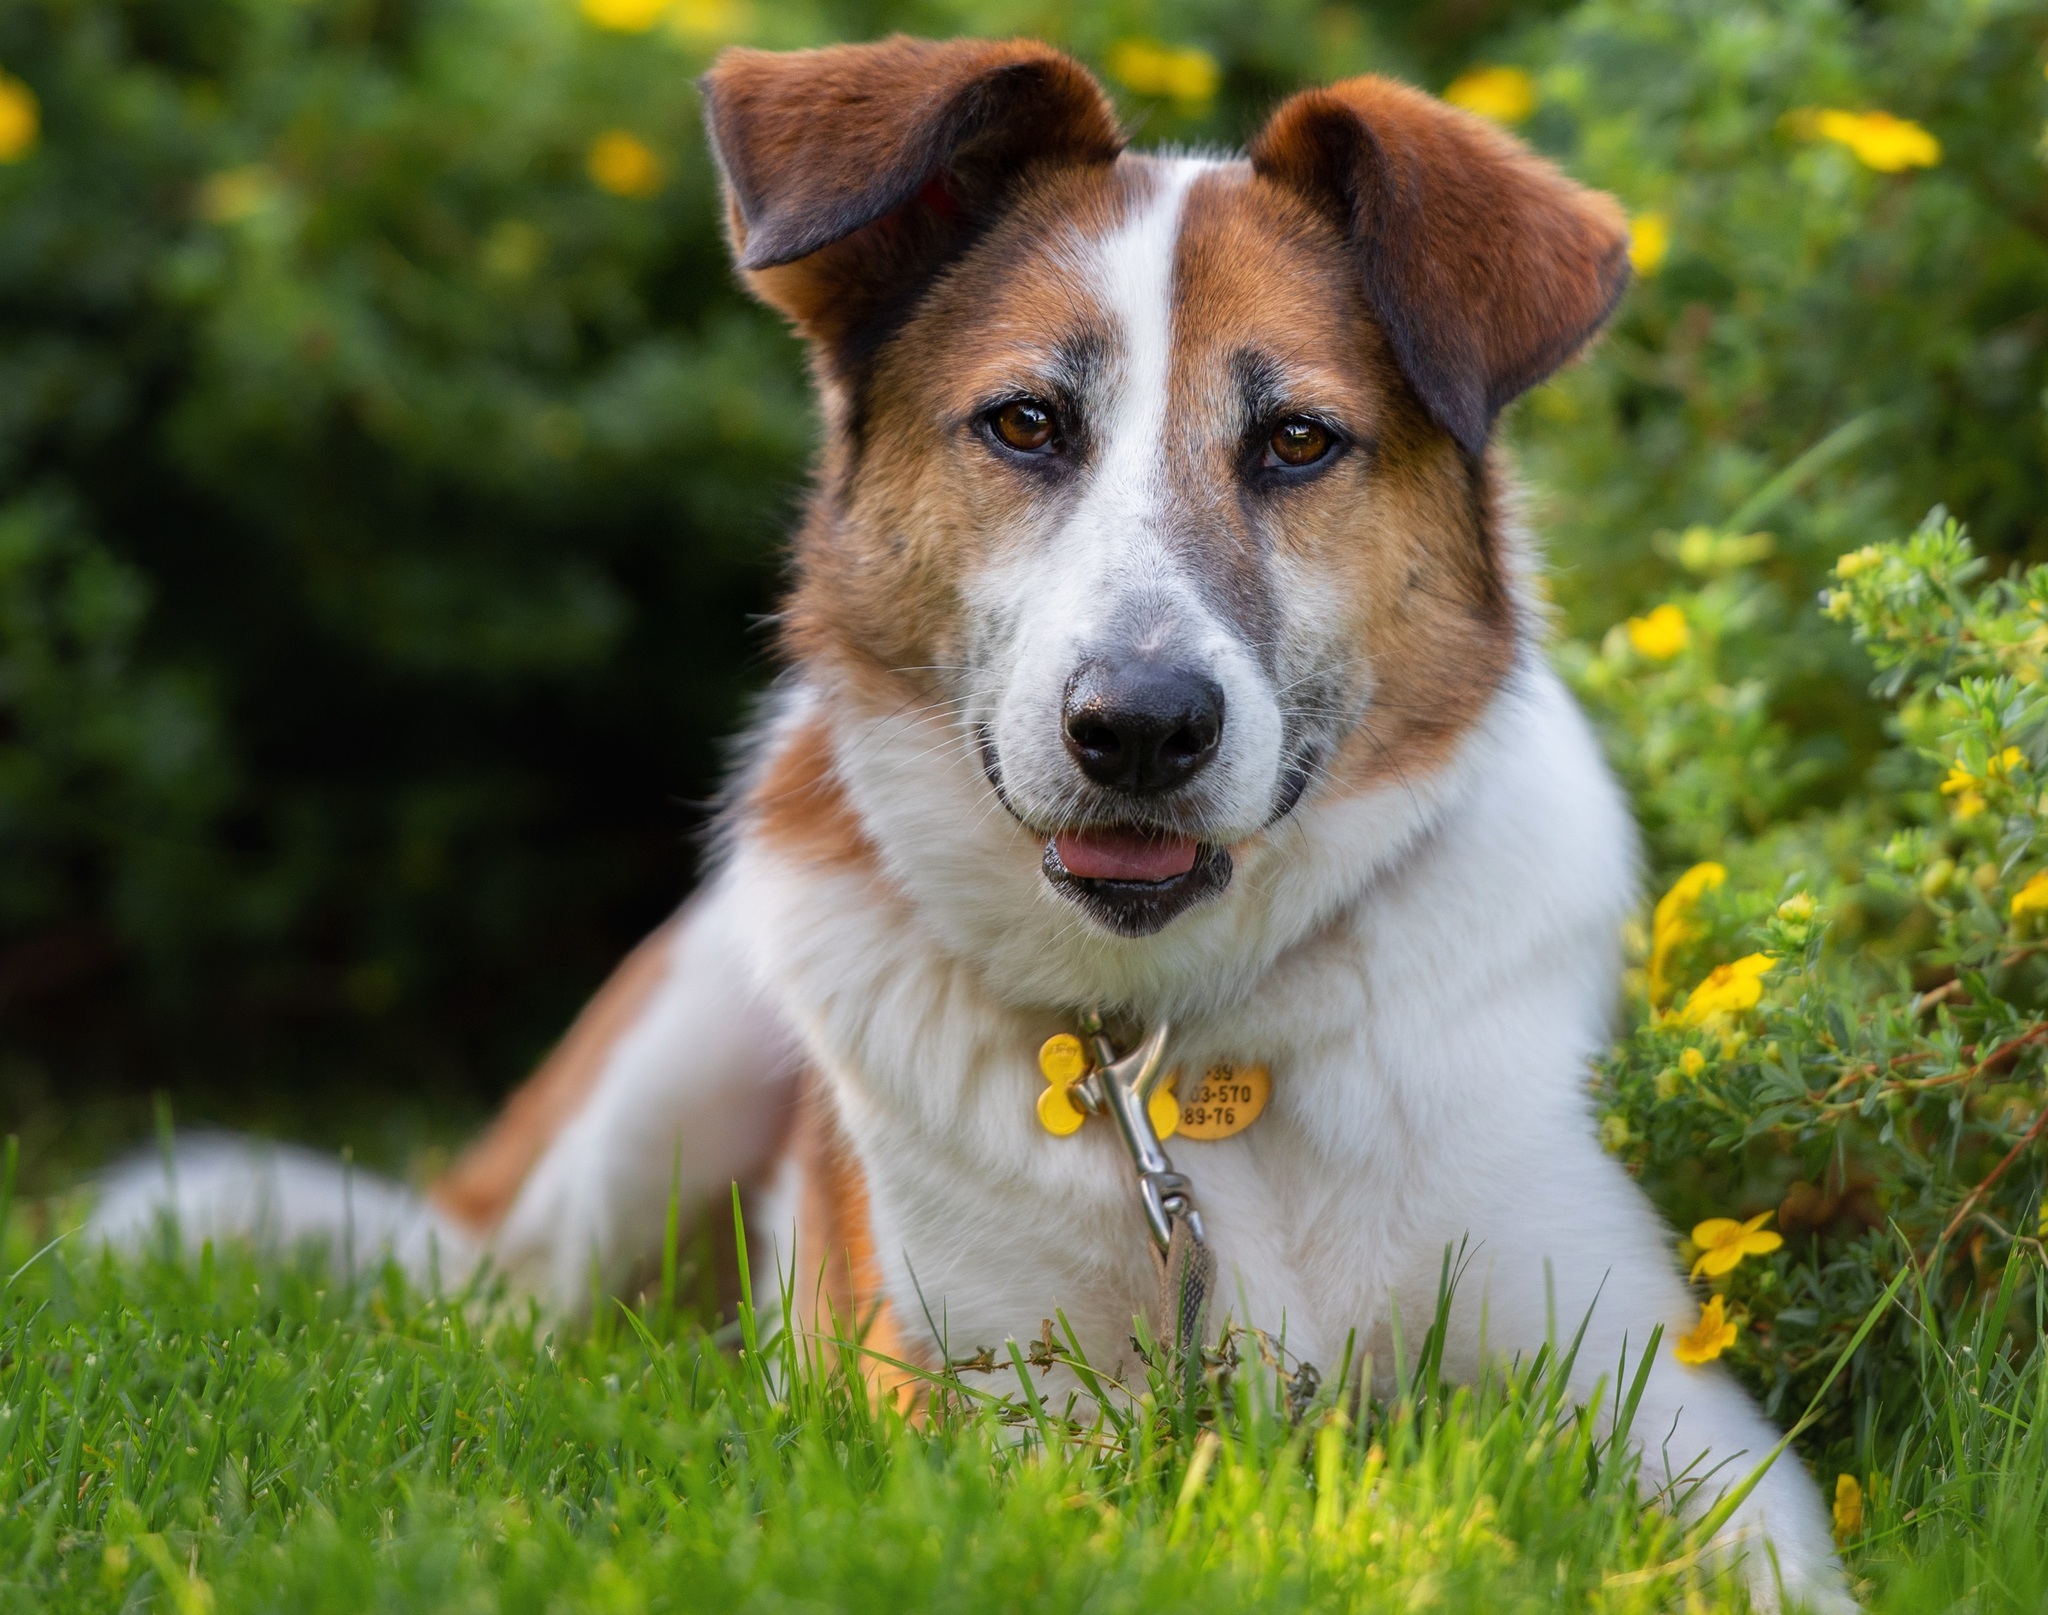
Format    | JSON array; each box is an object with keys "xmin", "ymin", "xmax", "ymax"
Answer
[
  {"xmin": 991, "ymin": 400, "xmax": 1056, "ymax": 454},
  {"xmin": 1268, "ymin": 417, "xmax": 1333, "ymax": 467}
]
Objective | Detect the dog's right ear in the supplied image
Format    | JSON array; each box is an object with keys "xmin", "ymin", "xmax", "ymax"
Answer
[{"xmin": 700, "ymin": 36, "xmax": 1122, "ymax": 353}]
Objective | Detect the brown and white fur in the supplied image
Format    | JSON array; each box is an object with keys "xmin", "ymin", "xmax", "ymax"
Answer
[{"xmin": 95, "ymin": 38, "xmax": 1850, "ymax": 1610}]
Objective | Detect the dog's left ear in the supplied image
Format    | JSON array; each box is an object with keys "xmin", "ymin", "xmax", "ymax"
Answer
[{"xmin": 1251, "ymin": 76, "xmax": 1630, "ymax": 459}]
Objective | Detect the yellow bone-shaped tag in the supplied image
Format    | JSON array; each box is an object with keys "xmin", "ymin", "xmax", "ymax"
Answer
[
  {"xmin": 1037, "ymin": 1032, "xmax": 1180, "ymax": 1139},
  {"xmin": 1036, "ymin": 1034, "xmax": 1088, "ymax": 1136}
]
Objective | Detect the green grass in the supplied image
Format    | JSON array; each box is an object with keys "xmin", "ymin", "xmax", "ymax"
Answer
[{"xmin": 0, "ymin": 1191, "xmax": 2043, "ymax": 1613}]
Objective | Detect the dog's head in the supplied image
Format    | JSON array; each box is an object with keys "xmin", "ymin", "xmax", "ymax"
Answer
[{"xmin": 705, "ymin": 38, "xmax": 1627, "ymax": 947}]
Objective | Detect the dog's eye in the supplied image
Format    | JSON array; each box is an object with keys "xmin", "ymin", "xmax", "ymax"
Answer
[
  {"xmin": 989, "ymin": 399, "xmax": 1058, "ymax": 455},
  {"xmin": 1266, "ymin": 417, "xmax": 1334, "ymax": 469}
]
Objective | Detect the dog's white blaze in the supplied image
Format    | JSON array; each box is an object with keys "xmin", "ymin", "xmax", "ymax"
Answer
[
  {"xmin": 980, "ymin": 156, "xmax": 1285, "ymax": 838},
  {"xmin": 1089, "ymin": 156, "xmax": 1204, "ymax": 509}
]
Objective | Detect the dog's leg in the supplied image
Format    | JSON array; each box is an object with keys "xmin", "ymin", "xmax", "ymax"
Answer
[
  {"xmin": 462, "ymin": 867, "xmax": 804, "ymax": 1311},
  {"xmin": 1431, "ymin": 1136, "xmax": 1854, "ymax": 1613}
]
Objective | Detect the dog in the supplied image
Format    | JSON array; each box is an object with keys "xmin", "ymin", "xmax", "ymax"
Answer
[{"xmin": 95, "ymin": 36, "xmax": 1851, "ymax": 1609}]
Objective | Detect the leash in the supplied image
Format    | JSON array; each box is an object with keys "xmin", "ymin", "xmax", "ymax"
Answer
[{"xmin": 1041, "ymin": 1011, "xmax": 1216, "ymax": 1361}]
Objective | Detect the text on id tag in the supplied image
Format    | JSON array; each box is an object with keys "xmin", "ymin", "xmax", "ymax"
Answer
[{"xmin": 1176, "ymin": 1064, "xmax": 1270, "ymax": 1140}]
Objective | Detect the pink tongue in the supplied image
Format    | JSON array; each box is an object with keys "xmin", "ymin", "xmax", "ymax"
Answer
[{"xmin": 1054, "ymin": 829, "xmax": 1200, "ymax": 882}]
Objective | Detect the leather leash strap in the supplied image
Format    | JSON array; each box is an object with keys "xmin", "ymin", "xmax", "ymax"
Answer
[{"xmin": 1153, "ymin": 1210, "xmax": 1216, "ymax": 1364}]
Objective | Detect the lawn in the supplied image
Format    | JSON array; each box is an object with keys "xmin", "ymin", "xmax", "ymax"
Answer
[{"xmin": 2, "ymin": 1188, "xmax": 2042, "ymax": 1613}]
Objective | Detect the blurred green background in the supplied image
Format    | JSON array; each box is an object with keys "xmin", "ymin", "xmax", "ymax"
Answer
[{"xmin": 2, "ymin": 0, "xmax": 2044, "ymax": 1186}]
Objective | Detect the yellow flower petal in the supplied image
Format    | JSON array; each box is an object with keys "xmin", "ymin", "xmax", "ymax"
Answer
[
  {"xmin": 671, "ymin": 0, "xmax": 746, "ymax": 39},
  {"xmin": 1625, "ymin": 602, "xmax": 1690, "ymax": 660},
  {"xmin": 1649, "ymin": 862, "xmax": 1725, "ymax": 1008},
  {"xmin": 0, "ymin": 70, "xmax": 38, "ymax": 163},
  {"xmin": 1674, "ymin": 1295, "xmax": 1738, "ymax": 1365},
  {"xmin": 1833, "ymin": 1473, "xmax": 1864, "ymax": 1542},
  {"xmin": 582, "ymin": 0, "xmax": 669, "ymax": 28},
  {"xmin": 2011, "ymin": 870, "xmax": 2048, "ymax": 919},
  {"xmin": 1627, "ymin": 211, "xmax": 1670, "ymax": 276},
  {"xmin": 1105, "ymin": 39, "xmax": 1220, "ymax": 106},
  {"xmin": 1444, "ymin": 65, "xmax": 1537, "ymax": 124},
  {"xmin": 1814, "ymin": 108, "xmax": 1941, "ymax": 172},
  {"xmin": 588, "ymin": 131, "xmax": 663, "ymax": 198},
  {"xmin": 1655, "ymin": 862, "xmax": 1726, "ymax": 931},
  {"xmin": 1673, "ymin": 953, "xmax": 1776, "ymax": 1029},
  {"xmin": 1689, "ymin": 1209, "xmax": 1781, "ymax": 1276}
]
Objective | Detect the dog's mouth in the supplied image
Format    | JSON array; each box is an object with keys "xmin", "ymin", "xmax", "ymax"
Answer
[
  {"xmin": 1051, "ymin": 827, "xmax": 1199, "ymax": 882},
  {"xmin": 976, "ymin": 726, "xmax": 1253, "ymax": 936},
  {"xmin": 1041, "ymin": 830, "xmax": 1234, "ymax": 939}
]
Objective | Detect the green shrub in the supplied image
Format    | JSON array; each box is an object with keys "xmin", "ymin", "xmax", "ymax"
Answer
[
  {"xmin": 1577, "ymin": 513, "xmax": 2048, "ymax": 1448},
  {"xmin": 1471, "ymin": 0, "xmax": 2048, "ymax": 1468}
]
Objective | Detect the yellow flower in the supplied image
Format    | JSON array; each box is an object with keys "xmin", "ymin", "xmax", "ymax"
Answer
[
  {"xmin": 1444, "ymin": 65, "xmax": 1537, "ymax": 124},
  {"xmin": 1943, "ymin": 749, "xmax": 2021, "ymax": 820},
  {"xmin": 588, "ymin": 131, "xmax": 663, "ymax": 198},
  {"xmin": 1674, "ymin": 1295, "xmax": 1738, "ymax": 1365},
  {"xmin": 1625, "ymin": 602, "xmax": 1690, "ymax": 661},
  {"xmin": 671, "ymin": 0, "xmax": 746, "ymax": 39},
  {"xmin": 1834, "ymin": 545, "xmax": 1883, "ymax": 578},
  {"xmin": 1690, "ymin": 1210, "xmax": 1783, "ymax": 1278},
  {"xmin": 1627, "ymin": 211, "xmax": 1670, "ymax": 276},
  {"xmin": 1777, "ymin": 893, "xmax": 1815, "ymax": 923},
  {"xmin": 1814, "ymin": 108, "xmax": 1941, "ymax": 172},
  {"xmin": 0, "ymin": 70, "xmax": 37, "ymax": 163},
  {"xmin": 2011, "ymin": 871, "xmax": 2048, "ymax": 919},
  {"xmin": 1833, "ymin": 1473, "xmax": 1864, "ymax": 1542},
  {"xmin": 1105, "ymin": 39, "xmax": 1220, "ymax": 107},
  {"xmin": 581, "ymin": 0, "xmax": 668, "ymax": 29},
  {"xmin": 1673, "ymin": 953, "xmax": 1775, "ymax": 1028},
  {"xmin": 1649, "ymin": 861, "xmax": 1725, "ymax": 1008},
  {"xmin": 1679, "ymin": 1047, "xmax": 1707, "ymax": 1078}
]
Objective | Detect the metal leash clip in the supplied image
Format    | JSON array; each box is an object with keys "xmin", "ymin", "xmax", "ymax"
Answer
[{"xmin": 1069, "ymin": 1010, "xmax": 1204, "ymax": 1251}]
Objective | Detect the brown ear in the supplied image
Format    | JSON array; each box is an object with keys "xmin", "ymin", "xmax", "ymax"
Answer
[
  {"xmin": 1250, "ymin": 76, "xmax": 1629, "ymax": 458},
  {"xmin": 701, "ymin": 37, "xmax": 1122, "ymax": 350}
]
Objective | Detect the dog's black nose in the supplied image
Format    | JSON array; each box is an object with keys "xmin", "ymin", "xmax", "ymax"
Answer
[{"xmin": 1062, "ymin": 658, "xmax": 1225, "ymax": 794}]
